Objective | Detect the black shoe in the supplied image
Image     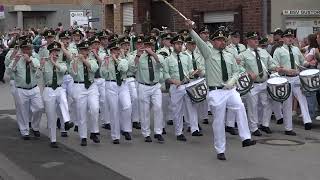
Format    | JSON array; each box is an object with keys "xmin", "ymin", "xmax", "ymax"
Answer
[
  {"xmin": 304, "ymin": 123, "xmax": 312, "ymax": 130},
  {"xmin": 61, "ymin": 132, "xmax": 68, "ymax": 137},
  {"xmin": 208, "ymin": 111, "xmax": 212, "ymax": 116},
  {"xmin": 162, "ymin": 128, "xmax": 167, "ymax": 135},
  {"xmin": 154, "ymin": 134, "xmax": 164, "ymax": 142},
  {"xmin": 90, "ymin": 133, "xmax": 100, "ymax": 143},
  {"xmin": 80, "ymin": 138, "xmax": 87, "ymax": 146},
  {"xmin": 121, "ymin": 132, "xmax": 132, "ymax": 140},
  {"xmin": 113, "ymin": 139, "xmax": 120, "ymax": 144},
  {"xmin": 277, "ymin": 118, "xmax": 284, "ymax": 124},
  {"xmin": 177, "ymin": 134, "xmax": 187, "ymax": 141},
  {"xmin": 187, "ymin": 127, "xmax": 191, "ymax": 133},
  {"xmin": 22, "ymin": 135, "xmax": 30, "ymax": 140},
  {"xmin": 132, "ymin": 122, "xmax": 141, "ymax": 129},
  {"xmin": 252, "ymin": 130, "xmax": 262, "ymax": 136},
  {"xmin": 74, "ymin": 126, "xmax": 78, "ymax": 132},
  {"xmin": 32, "ymin": 130, "xmax": 40, "ymax": 137},
  {"xmin": 64, "ymin": 121, "xmax": 74, "ymax": 131},
  {"xmin": 145, "ymin": 136, "xmax": 152, "ymax": 143},
  {"xmin": 260, "ymin": 126, "xmax": 272, "ymax": 134},
  {"xmin": 57, "ymin": 118, "xmax": 61, "ymax": 129},
  {"xmin": 225, "ymin": 126, "xmax": 238, "ymax": 135},
  {"xmin": 50, "ymin": 142, "xmax": 59, "ymax": 148},
  {"xmin": 167, "ymin": 120, "xmax": 174, "ymax": 125},
  {"xmin": 0, "ymin": 79, "xmax": 5, "ymax": 83},
  {"xmin": 203, "ymin": 119, "xmax": 209, "ymax": 124},
  {"xmin": 102, "ymin": 123, "xmax": 111, "ymax": 130},
  {"xmin": 285, "ymin": 130, "xmax": 296, "ymax": 136},
  {"xmin": 242, "ymin": 139, "xmax": 256, "ymax": 147},
  {"xmin": 217, "ymin": 153, "xmax": 226, "ymax": 161},
  {"xmin": 192, "ymin": 130, "xmax": 203, "ymax": 136}
]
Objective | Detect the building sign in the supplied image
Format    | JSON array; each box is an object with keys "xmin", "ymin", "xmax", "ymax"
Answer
[
  {"xmin": 283, "ymin": 10, "xmax": 320, "ymax": 16},
  {"xmin": 70, "ymin": 10, "xmax": 92, "ymax": 27},
  {"xmin": 0, "ymin": 5, "xmax": 5, "ymax": 19}
]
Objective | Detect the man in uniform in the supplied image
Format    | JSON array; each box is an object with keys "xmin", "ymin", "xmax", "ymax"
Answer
[
  {"xmin": 119, "ymin": 36, "xmax": 141, "ymax": 129},
  {"xmin": 38, "ymin": 29, "xmax": 56, "ymax": 61},
  {"xmin": 239, "ymin": 32, "xmax": 279, "ymax": 136},
  {"xmin": 164, "ymin": 35, "xmax": 203, "ymax": 142},
  {"xmin": 97, "ymin": 30, "xmax": 111, "ymax": 129},
  {"xmin": 157, "ymin": 32, "xmax": 174, "ymax": 126},
  {"xmin": 41, "ymin": 41, "xmax": 73, "ymax": 148},
  {"xmin": 184, "ymin": 36, "xmax": 208, "ymax": 130},
  {"xmin": 8, "ymin": 38, "xmax": 44, "ymax": 140},
  {"xmin": 100, "ymin": 40, "xmax": 132, "ymax": 144},
  {"xmin": 227, "ymin": 31, "xmax": 246, "ymax": 55},
  {"xmin": 89, "ymin": 35, "xmax": 109, "ymax": 133},
  {"xmin": 130, "ymin": 36, "xmax": 165, "ymax": 142},
  {"xmin": 273, "ymin": 28, "xmax": 312, "ymax": 133},
  {"xmin": 186, "ymin": 19, "xmax": 256, "ymax": 160},
  {"xmin": 69, "ymin": 29, "xmax": 83, "ymax": 53},
  {"xmin": 70, "ymin": 40, "xmax": 100, "ymax": 146}
]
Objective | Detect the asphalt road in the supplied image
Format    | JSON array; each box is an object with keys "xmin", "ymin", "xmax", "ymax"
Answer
[{"xmin": 1, "ymin": 79, "xmax": 320, "ymax": 180}]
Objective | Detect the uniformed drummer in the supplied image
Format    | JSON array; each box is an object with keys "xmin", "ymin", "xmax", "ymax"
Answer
[
  {"xmin": 184, "ymin": 36, "xmax": 208, "ymax": 130},
  {"xmin": 227, "ymin": 31, "xmax": 246, "ymax": 56},
  {"xmin": 41, "ymin": 41, "xmax": 74, "ymax": 148},
  {"xmin": 185, "ymin": 19, "xmax": 256, "ymax": 160},
  {"xmin": 70, "ymin": 40, "xmax": 100, "ymax": 146},
  {"xmin": 69, "ymin": 29, "xmax": 84, "ymax": 52},
  {"xmin": 163, "ymin": 35, "xmax": 202, "ymax": 142},
  {"xmin": 8, "ymin": 38, "xmax": 44, "ymax": 140},
  {"xmin": 130, "ymin": 36, "xmax": 165, "ymax": 142},
  {"xmin": 273, "ymin": 28, "xmax": 312, "ymax": 134},
  {"xmin": 239, "ymin": 32, "xmax": 279, "ymax": 136}
]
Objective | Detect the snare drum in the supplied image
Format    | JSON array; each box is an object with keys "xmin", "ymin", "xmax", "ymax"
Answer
[
  {"xmin": 185, "ymin": 78, "xmax": 208, "ymax": 103},
  {"xmin": 267, "ymin": 77, "xmax": 291, "ymax": 102},
  {"xmin": 299, "ymin": 69, "xmax": 320, "ymax": 92},
  {"xmin": 236, "ymin": 72, "xmax": 253, "ymax": 96}
]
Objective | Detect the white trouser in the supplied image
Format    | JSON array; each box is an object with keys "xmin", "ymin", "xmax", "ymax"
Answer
[
  {"xmin": 62, "ymin": 74, "xmax": 77, "ymax": 126},
  {"xmin": 10, "ymin": 80, "xmax": 24, "ymax": 130},
  {"xmin": 73, "ymin": 83, "xmax": 100, "ymax": 139},
  {"xmin": 246, "ymin": 85, "xmax": 273, "ymax": 131},
  {"xmin": 208, "ymin": 88, "xmax": 251, "ymax": 154},
  {"xmin": 225, "ymin": 96, "xmax": 247, "ymax": 127},
  {"xmin": 137, "ymin": 83, "xmax": 163, "ymax": 137},
  {"xmin": 197, "ymin": 99, "xmax": 208, "ymax": 120},
  {"xmin": 162, "ymin": 92, "xmax": 174, "ymax": 127},
  {"xmin": 15, "ymin": 86, "xmax": 44, "ymax": 136},
  {"xmin": 94, "ymin": 78, "xmax": 107, "ymax": 125},
  {"xmin": 272, "ymin": 101, "xmax": 283, "ymax": 120},
  {"xmin": 281, "ymin": 78, "xmax": 312, "ymax": 131},
  {"xmin": 105, "ymin": 81, "xmax": 132, "ymax": 140},
  {"xmin": 43, "ymin": 87, "xmax": 70, "ymax": 142},
  {"xmin": 170, "ymin": 84, "xmax": 199, "ymax": 135},
  {"xmin": 127, "ymin": 78, "xmax": 139, "ymax": 123}
]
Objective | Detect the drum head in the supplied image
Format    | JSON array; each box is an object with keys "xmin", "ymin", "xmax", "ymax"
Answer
[
  {"xmin": 267, "ymin": 77, "xmax": 288, "ymax": 85},
  {"xmin": 299, "ymin": 69, "xmax": 320, "ymax": 76},
  {"xmin": 186, "ymin": 78, "xmax": 205, "ymax": 88}
]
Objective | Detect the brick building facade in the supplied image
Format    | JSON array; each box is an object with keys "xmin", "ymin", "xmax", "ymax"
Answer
[{"xmin": 102, "ymin": 0, "xmax": 270, "ymax": 37}]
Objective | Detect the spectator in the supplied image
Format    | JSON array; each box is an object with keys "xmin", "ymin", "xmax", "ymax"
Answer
[{"xmin": 304, "ymin": 33, "xmax": 320, "ymax": 121}]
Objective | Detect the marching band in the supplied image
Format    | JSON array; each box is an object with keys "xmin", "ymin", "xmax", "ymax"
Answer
[{"xmin": 3, "ymin": 18, "xmax": 320, "ymax": 161}]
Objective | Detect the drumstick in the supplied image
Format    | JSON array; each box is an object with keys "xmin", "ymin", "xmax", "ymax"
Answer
[{"xmin": 161, "ymin": 0, "xmax": 195, "ymax": 25}]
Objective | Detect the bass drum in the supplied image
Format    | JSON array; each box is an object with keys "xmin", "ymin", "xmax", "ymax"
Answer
[
  {"xmin": 236, "ymin": 72, "xmax": 254, "ymax": 96},
  {"xmin": 299, "ymin": 69, "xmax": 320, "ymax": 92},
  {"xmin": 267, "ymin": 77, "xmax": 291, "ymax": 102}
]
